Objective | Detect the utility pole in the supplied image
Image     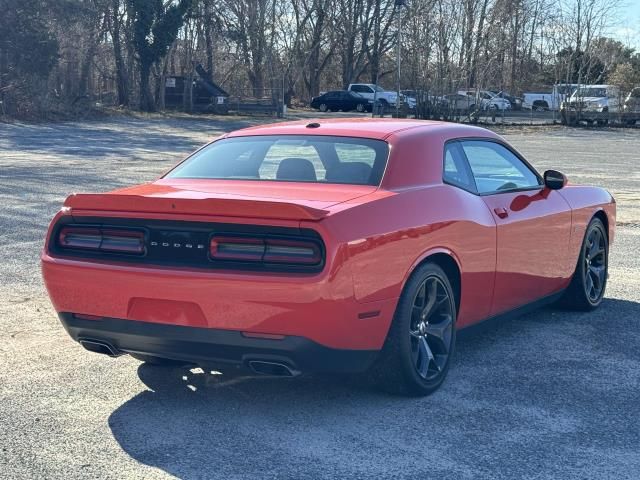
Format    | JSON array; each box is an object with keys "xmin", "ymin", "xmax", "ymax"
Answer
[{"xmin": 395, "ymin": 0, "xmax": 406, "ymax": 118}]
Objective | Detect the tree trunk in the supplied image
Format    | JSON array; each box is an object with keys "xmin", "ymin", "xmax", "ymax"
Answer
[
  {"xmin": 139, "ymin": 63, "xmax": 154, "ymax": 111},
  {"xmin": 111, "ymin": 0, "xmax": 129, "ymax": 106},
  {"xmin": 204, "ymin": 0, "xmax": 214, "ymax": 82}
]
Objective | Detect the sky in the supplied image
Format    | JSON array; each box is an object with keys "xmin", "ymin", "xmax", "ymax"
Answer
[{"xmin": 611, "ymin": 1, "xmax": 640, "ymax": 49}]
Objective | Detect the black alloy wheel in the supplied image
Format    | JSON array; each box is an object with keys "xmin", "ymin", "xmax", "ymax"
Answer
[
  {"xmin": 369, "ymin": 262, "xmax": 457, "ymax": 396},
  {"xmin": 561, "ymin": 217, "xmax": 608, "ymax": 310},
  {"xmin": 583, "ymin": 223, "xmax": 607, "ymax": 304},
  {"xmin": 409, "ymin": 276, "xmax": 455, "ymax": 381}
]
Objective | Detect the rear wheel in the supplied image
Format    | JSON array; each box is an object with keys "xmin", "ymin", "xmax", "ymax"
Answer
[
  {"xmin": 130, "ymin": 353, "xmax": 189, "ymax": 366},
  {"xmin": 561, "ymin": 218, "xmax": 608, "ymax": 310},
  {"xmin": 533, "ymin": 101, "xmax": 548, "ymax": 112},
  {"xmin": 356, "ymin": 102, "xmax": 366, "ymax": 112},
  {"xmin": 369, "ymin": 263, "xmax": 456, "ymax": 396}
]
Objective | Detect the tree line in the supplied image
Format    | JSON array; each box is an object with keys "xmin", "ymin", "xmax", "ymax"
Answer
[{"xmin": 1, "ymin": 0, "xmax": 638, "ymax": 117}]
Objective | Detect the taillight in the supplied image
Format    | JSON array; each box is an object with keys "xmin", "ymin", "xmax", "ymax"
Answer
[
  {"xmin": 58, "ymin": 227, "xmax": 102, "ymax": 250},
  {"xmin": 209, "ymin": 235, "xmax": 322, "ymax": 266},
  {"xmin": 57, "ymin": 226, "xmax": 145, "ymax": 255},
  {"xmin": 100, "ymin": 229, "xmax": 145, "ymax": 254},
  {"xmin": 209, "ymin": 236, "xmax": 264, "ymax": 261},
  {"xmin": 263, "ymin": 238, "xmax": 321, "ymax": 265}
]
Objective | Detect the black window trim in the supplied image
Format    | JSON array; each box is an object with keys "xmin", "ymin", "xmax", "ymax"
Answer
[
  {"xmin": 442, "ymin": 137, "xmax": 544, "ymax": 197},
  {"xmin": 442, "ymin": 141, "xmax": 478, "ymax": 194}
]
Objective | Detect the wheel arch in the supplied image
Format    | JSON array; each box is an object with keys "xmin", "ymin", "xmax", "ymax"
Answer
[
  {"xmin": 593, "ymin": 209, "xmax": 609, "ymax": 240},
  {"xmin": 404, "ymin": 248, "xmax": 462, "ymax": 314}
]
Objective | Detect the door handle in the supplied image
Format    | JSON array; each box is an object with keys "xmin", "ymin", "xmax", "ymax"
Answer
[{"xmin": 494, "ymin": 207, "xmax": 509, "ymax": 219}]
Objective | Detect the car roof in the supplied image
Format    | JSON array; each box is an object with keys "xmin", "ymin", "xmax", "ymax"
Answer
[{"xmin": 226, "ymin": 118, "xmax": 491, "ymax": 141}]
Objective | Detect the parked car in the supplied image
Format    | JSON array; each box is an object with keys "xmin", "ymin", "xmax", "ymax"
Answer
[
  {"xmin": 400, "ymin": 90, "xmax": 418, "ymax": 110},
  {"xmin": 310, "ymin": 90, "xmax": 371, "ymax": 112},
  {"xmin": 458, "ymin": 90, "xmax": 511, "ymax": 110},
  {"xmin": 348, "ymin": 83, "xmax": 399, "ymax": 109},
  {"xmin": 490, "ymin": 91, "xmax": 523, "ymax": 110},
  {"xmin": 441, "ymin": 93, "xmax": 475, "ymax": 114},
  {"xmin": 560, "ymin": 85, "xmax": 621, "ymax": 125},
  {"xmin": 565, "ymin": 85, "xmax": 620, "ymax": 112},
  {"xmin": 42, "ymin": 118, "xmax": 615, "ymax": 396},
  {"xmin": 523, "ymin": 83, "xmax": 578, "ymax": 111}
]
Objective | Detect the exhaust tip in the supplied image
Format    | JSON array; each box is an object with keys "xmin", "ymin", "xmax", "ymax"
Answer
[
  {"xmin": 248, "ymin": 360, "xmax": 300, "ymax": 377},
  {"xmin": 79, "ymin": 338, "xmax": 121, "ymax": 357}
]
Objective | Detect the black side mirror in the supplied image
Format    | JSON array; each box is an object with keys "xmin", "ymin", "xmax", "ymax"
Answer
[{"xmin": 544, "ymin": 170, "xmax": 568, "ymax": 190}]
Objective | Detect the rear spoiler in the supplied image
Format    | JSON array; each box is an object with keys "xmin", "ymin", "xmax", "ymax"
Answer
[{"xmin": 63, "ymin": 193, "xmax": 329, "ymax": 221}]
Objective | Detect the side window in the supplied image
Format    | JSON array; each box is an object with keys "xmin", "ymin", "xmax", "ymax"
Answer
[
  {"xmin": 351, "ymin": 85, "xmax": 364, "ymax": 93},
  {"xmin": 461, "ymin": 140, "xmax": 541, "ymax": 194},
  {"xmin": 443, "ymin": 142, "xmax": 476, "ymax": 193}
]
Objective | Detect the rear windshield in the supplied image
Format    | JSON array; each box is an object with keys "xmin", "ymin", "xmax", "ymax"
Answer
[{"xmin": 166, "ymin": 135, "xmax": 389, "ymax": 186}]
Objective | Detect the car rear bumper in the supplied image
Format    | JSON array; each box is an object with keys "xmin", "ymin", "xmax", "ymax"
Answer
[
  {"xmin": 42, "ymin": 253, "xmax": 397, "ymax": 350},
  {"xmin": 59, "ymin": 313, "xmax": 379, "ymax": 374}
]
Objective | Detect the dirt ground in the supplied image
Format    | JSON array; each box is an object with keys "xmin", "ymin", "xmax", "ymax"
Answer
[{"xmin": 0, "ymin": 116, "xmax": 639, "ymax": 479}]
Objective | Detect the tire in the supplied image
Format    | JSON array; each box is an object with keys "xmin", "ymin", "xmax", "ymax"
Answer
[
  {"xmin": 356, "ymin": 102, "xmax": 366, "ymax": 113},
  {"xmin": 319, "ymin": 103, "xmax": 328, "ymax": 112},
  {"xmin": 369, "ymin": 262, "xmax": 457, "ymax": 396},
  {"xmin": 129, "ymin": 353, "xmax": 189, "ymax": 366},
  {"xmin": 532, "ymin": 101, "xmax": 548, "ymax": 112},
  {"xmin": 561, "ymin": 217, "xmax": 608, "ymax": 311}
]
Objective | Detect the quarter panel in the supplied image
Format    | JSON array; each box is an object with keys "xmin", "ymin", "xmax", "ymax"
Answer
[
  {"xmin": 558, "ymin": 185, "xmax": 616, "ymax": 267},
  {"xmin": 321, "ymin": 185, "xmax": 497, "ymax": 328}
]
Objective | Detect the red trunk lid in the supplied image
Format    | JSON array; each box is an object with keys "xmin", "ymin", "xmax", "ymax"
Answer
[{"xmin": 64, "ymin": 179, "xmax": 378, "ymax": 221}]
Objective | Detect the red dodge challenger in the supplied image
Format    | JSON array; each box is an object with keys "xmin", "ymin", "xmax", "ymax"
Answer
[{"xmin": 42, "ymin": 119, "xmax": 615, "ymax": 396}]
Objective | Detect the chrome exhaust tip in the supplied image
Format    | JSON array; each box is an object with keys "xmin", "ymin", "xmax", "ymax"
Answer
[
  {"xmin": 79, "ymin": 338, "xmax": 122, "ymax": 357},
  {"xmin": 248, "ymin": 360, "xmax": 300, "ymax": 377}
]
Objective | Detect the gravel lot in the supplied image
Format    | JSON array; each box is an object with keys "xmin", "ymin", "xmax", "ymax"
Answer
[{"xmin": 0, "ymin": 116, "xmax": 639, "ymax": 479}]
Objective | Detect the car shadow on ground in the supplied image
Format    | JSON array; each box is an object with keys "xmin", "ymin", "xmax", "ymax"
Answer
[{"xmin": 108, "ymin": 298, "xmax": 640, "ymax": 479}]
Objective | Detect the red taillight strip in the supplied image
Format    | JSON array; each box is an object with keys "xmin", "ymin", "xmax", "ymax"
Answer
[
  {"xmin": 210, "ymin": 236, "xmax": 264, "ymax": 261},
  {"xmin": 58, "ymin": 226, "xmax": 145, "ymax": 255},
  {"xmin": 209, "ymin": 235, "xmax": 322, "ymax": 266},
  {"xmin": 263, "ymin": 238, "xmax": 321, "ymax": 265},
  {"xmin": 58, "ymin": 227, "xmax": 102, "ymax": 250}
]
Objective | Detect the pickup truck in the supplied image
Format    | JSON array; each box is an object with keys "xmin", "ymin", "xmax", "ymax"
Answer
[
  {"xmin": 523, "ymin": 84, "xmax": 578, "ymax": 111},
  {"xmin": 560, "ymin": 84, "xmax": 631, "ymax": 125},
  {"xmin": 347, "ymin": 84, "xmax": 418, "ymax": 110}
]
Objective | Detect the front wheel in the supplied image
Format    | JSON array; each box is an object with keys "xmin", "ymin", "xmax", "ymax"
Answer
[
  {"xmin": 561, "ymin": 217, "xmax": 608, "ymax": 310},
  {"xmin": 319, "ymin": 103, "xmax": 328, "ymax": 112},
  {"xmin": 369, "ymin": 263, "xmax": 457, "ymax": 396},
  {"xmin": 356, "ymin": 102, "xmax": 366, "ymax": 112}
]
